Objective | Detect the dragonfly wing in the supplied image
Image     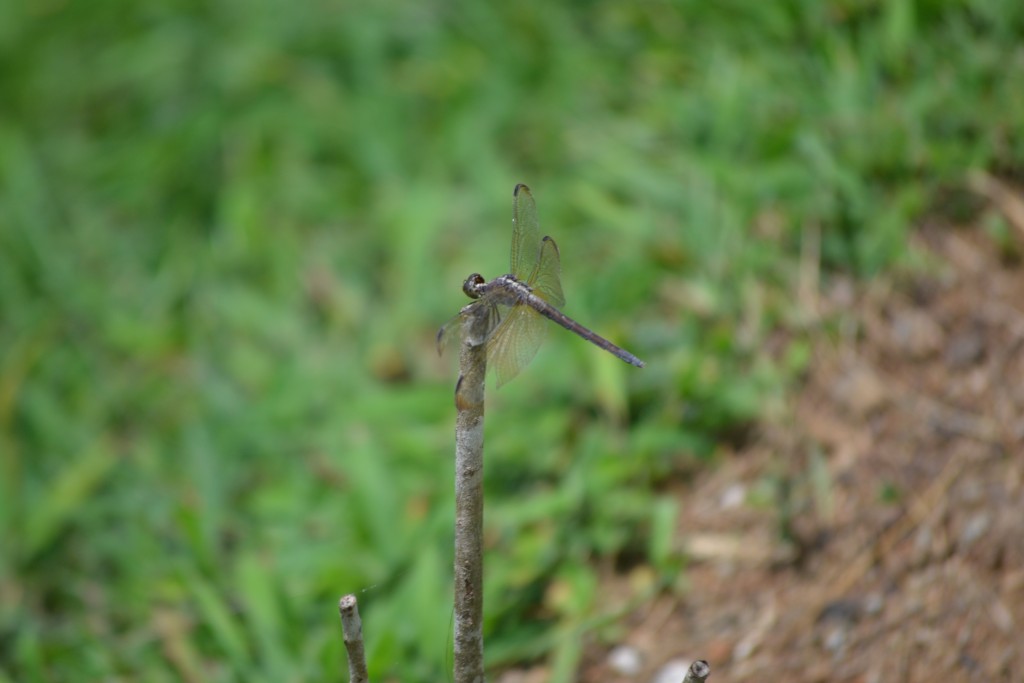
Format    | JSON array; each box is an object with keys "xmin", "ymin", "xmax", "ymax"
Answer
[
  {"xmin": 437, "ymin": 314, "xmax": 461, "ymax": 357},
  {"xmin": 437, "ymin": 301, "xmax": 498, "ymax": 355},
  {"xmin": 510, "ymin": 184, "xmax": 542, "ymax": 281},
  {"xmin": 527, "ymin": 235, "xmax": 565, "ymax": 308},
  {"xmin": 486, "ymin": 303, "xmax": 547, "ymax": 387}
]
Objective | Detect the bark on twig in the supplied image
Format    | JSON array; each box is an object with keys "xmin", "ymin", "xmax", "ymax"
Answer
[
  {"xmin": 338, "ymin": 594, "xmax": 369, "ymax": 683},
  {"xmin": 453, "ymin": 305, "xmax": 490, "ymax": 683},
  {"xmin": 682, "ymin": 659, "xmax": 710, "ymax": 683}
]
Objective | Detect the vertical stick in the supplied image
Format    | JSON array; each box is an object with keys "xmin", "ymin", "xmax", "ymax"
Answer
[
  {"xmin": 682, "ymin": 659, "xmax": 710, "ymax": 683},
  {"xmin": 453, "ymin": 306, "xmax": 489, "ymax": 683},
  {"xmin": 338, "ymin": 595, "xmax": 369, "ymax": 683}
]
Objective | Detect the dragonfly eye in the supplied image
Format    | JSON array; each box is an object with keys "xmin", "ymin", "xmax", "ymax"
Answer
[{"xmin": 463, "ymin": 273, "xmax": 486, "ymax": 299}]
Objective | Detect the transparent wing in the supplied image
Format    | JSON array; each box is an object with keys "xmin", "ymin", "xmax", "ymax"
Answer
[
  {"xmin": 436, "ymin": 301, "xmax": 499, "ymax": 356},
  {"xmin": 437, "ymin": 314, "xmax": 461, "ymax": 357},
  {"xmin": 485, "ymin": 303, "xmax": 547, "ymax": 387},
  {"xmin": 510, "ymin": 184, "xmax": 542, "ymax": 280},
  {"xmin": 527, "ymin": 235, "xmax": 565, "ymax": 308}
]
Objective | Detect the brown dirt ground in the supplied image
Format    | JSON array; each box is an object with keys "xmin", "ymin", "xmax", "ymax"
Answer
[{"xmin": 576, "ymin": 218, "xmax": 1024, "ymax": 682}]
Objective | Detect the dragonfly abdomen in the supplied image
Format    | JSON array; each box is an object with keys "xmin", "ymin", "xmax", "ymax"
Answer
[{"xmin": 520, "ymin": 290, "xmax": 646, "ymax": 369}]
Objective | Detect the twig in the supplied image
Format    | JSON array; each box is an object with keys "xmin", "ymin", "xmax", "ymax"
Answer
[
  {"xmin": 339, "ymin": 595, "xmax": 369, "ymax": 683},
  {"xmin": 683, "ymin": 659, "xmax": 711, "ymax": 683},
  {"xmin": 453, "ymin": 305, "xmax": 491, "ymax": 683}
]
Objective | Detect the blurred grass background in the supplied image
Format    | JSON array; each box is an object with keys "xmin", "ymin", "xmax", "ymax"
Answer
[{"xmin": 1, "ymin": 1, "xmax": 1022, "ymax": 681}]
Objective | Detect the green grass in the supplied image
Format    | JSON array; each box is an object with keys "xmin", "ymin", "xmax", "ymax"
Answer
[{"xmin": 2, "ymin": 1, "xmax": 1022, "ymax": 681}]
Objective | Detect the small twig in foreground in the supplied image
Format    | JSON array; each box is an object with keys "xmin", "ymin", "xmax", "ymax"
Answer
[
  {"xmin": 682, "ymin": 659, "xmax": 711, "ymax": 683},
  {"xmin": 338, "ymin": 594, "xmax": 369, "ymax": 683}
]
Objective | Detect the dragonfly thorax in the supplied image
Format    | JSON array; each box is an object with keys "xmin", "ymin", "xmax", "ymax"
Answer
[{"xmin": 463, "ymin": 273, "xmax": 535, "ymax": 306}]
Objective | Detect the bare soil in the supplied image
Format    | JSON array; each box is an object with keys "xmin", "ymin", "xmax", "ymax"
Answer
[{"xmin": 583, "ymin": 219, "xmax": 1024, "ymax": 682}]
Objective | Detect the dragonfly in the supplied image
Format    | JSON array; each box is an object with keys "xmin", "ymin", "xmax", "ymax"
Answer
[{"xmin": 438, "ymin": 183, "xmax": 645, "ymax": 387}]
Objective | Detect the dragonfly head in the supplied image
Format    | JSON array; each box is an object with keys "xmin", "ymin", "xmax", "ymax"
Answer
[{"xmin": 462, "ymin": 273, "xmax": 486, "ymax": 299}]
